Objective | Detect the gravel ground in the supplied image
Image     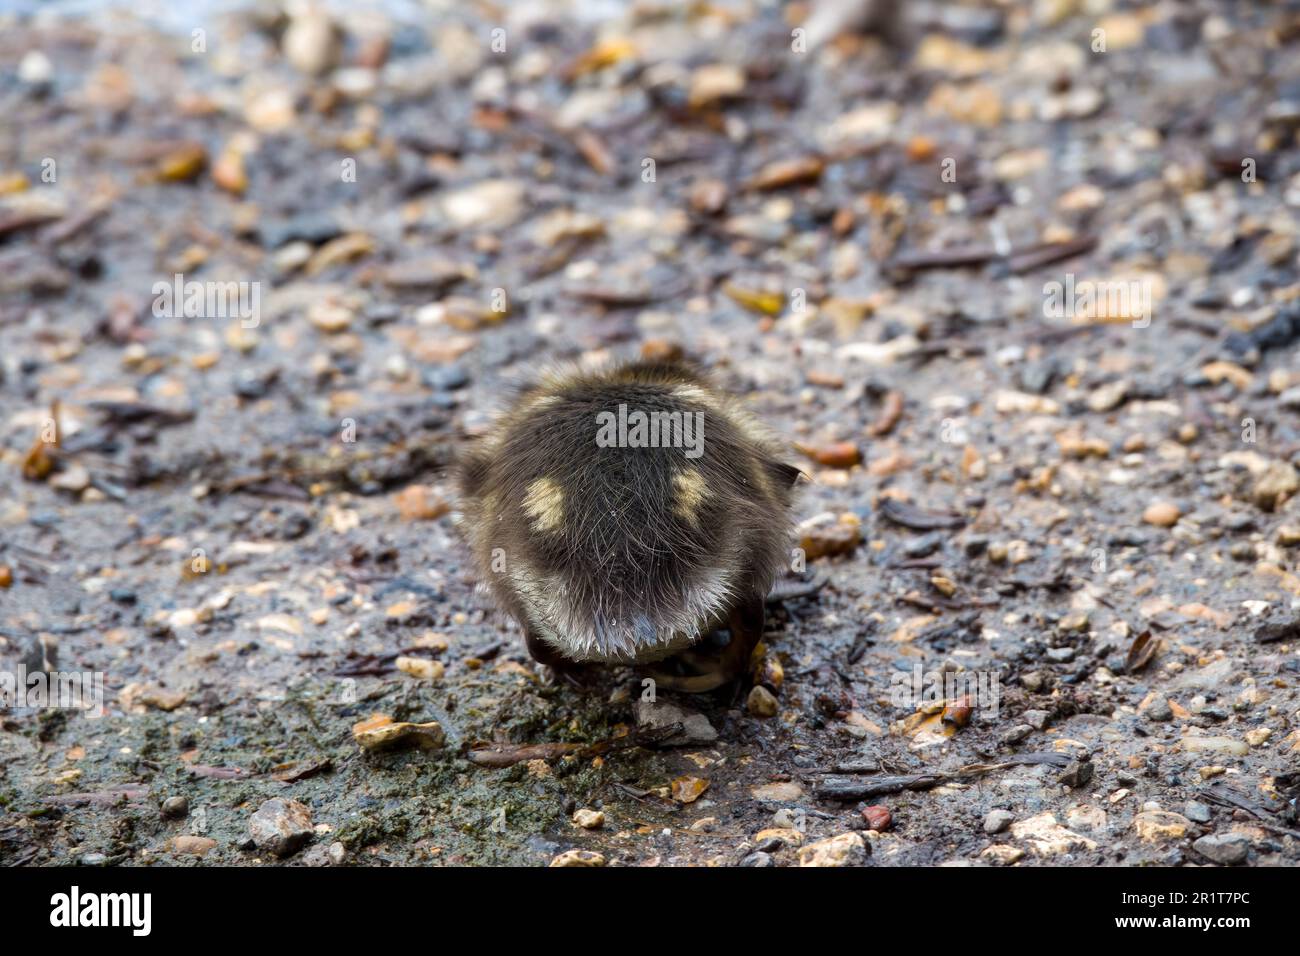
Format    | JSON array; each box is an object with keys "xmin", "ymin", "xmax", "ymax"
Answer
[{"xmin": 1, "ymin": 0, "xmax": 1299, "ymax": 868}]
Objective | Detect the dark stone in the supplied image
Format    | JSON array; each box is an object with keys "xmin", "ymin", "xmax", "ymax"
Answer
[
  {"xmin": 259, "ymin": 212, "xmax": 343, "ymax": 249},
  {"xmin": 1056, "ymin": 759, "xmax": 1093, "ymax": 789},
  {"xmin": 1019, "ymin": 359, "xmax": 1059, "ymax": 395},
  {"xmin": 423, "ymin": 364, "xmax": 470, "ymax": 391}
]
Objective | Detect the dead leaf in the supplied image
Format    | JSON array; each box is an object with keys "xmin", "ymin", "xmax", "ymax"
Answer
[
  {"xmin": 671, "ymin": 776, "xmax": 710, "ymax": 803},
  {"xmin": 795, "ymin": 441, "xmax": 862, "ymax": 468},
  {"xmin": 723, "ymin": 282, "xmax": 784, "ymax": 316},
  {"xmin": 744, "ymin": 156, "xmax": 824, "ymax": 191},
  {"xmin": 1125, "ymin": 630, "xmax": 1161, "ymax": 673}
]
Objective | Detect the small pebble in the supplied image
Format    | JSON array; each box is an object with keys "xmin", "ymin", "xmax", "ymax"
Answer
[
  {"xmin": 572, "ymin": 809, "xmax": 605, "ymax": 830},
  {"xmin": 861, "ymin": 805, "xmax": 892, "ymax": 831},
  {"xmin": 1143, "ymin": 501, "xmax": 1181, "ymax": 527},
  {"xmin": 984, "ymin": 809, "xmax": 1015, "ymax": 834},
  {"xmin": 1056, "ymin": 759, "xmax": 1093, "ymax": 789},
  {"xmin": 1192, "ymin": 833, "xmax": 1249, "ymax": 866},
  {"xmin": 248, "ymin": 798, "xmax": 314, "ymax": 858},
  {"xmin": 747, "ymin": 685, "xmax": 778, "ymax": 718},
  {"xmin": 549, "ymin": 849, "xmax": 605, "ymax": 867},
  {"xmin": 1023, "ymin": 709, "xmax": 1051, "ymax": 730},
  {"xmin": 1146, "ymin": 699, "xmax": 1173, "ymax": 722}
]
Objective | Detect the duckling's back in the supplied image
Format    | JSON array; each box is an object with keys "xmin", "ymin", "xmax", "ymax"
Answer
[{"xmin": 456, "ymin": 363, "xmax": 798, "ymax": 664}]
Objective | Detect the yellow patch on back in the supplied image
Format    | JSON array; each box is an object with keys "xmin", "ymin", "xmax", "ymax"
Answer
[
  {"xmin": 520, "ymin": 392, "xmax": 561, "ymax": 415},
  {"xmin": 670, "ymin": 384, "xmax": 717, "ymax": 410},
  {"xmin": 523, "ymin": 477, "xmax": 565, "ymax": 533},
  {"xmin": 673, "ymin": 468, "xmax": 708, "ymax": 525}
]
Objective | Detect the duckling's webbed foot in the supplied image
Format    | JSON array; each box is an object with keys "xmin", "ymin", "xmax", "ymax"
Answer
[
  {"xmin": 525, "ymin": 627, "xmax": 595, "ymax": 687},
  {"xmin": 641, "ymin": 595, "xmax": 765, "ymax": 694}
]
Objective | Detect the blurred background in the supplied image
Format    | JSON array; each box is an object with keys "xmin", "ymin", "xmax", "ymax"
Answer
[{"xmin": 1, "ymin": 1, "xmax": 1299, "ymax": 867}]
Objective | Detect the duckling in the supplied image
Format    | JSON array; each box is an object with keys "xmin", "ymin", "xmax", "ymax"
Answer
[{"xmin": 454, "ymin": 361, "xmax": 800, "ymax": 691}]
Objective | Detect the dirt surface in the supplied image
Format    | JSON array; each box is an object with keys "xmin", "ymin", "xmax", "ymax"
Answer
[{"xmin": 2, "ymin": 0, "xmax": 1299, "ymax": 868}]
